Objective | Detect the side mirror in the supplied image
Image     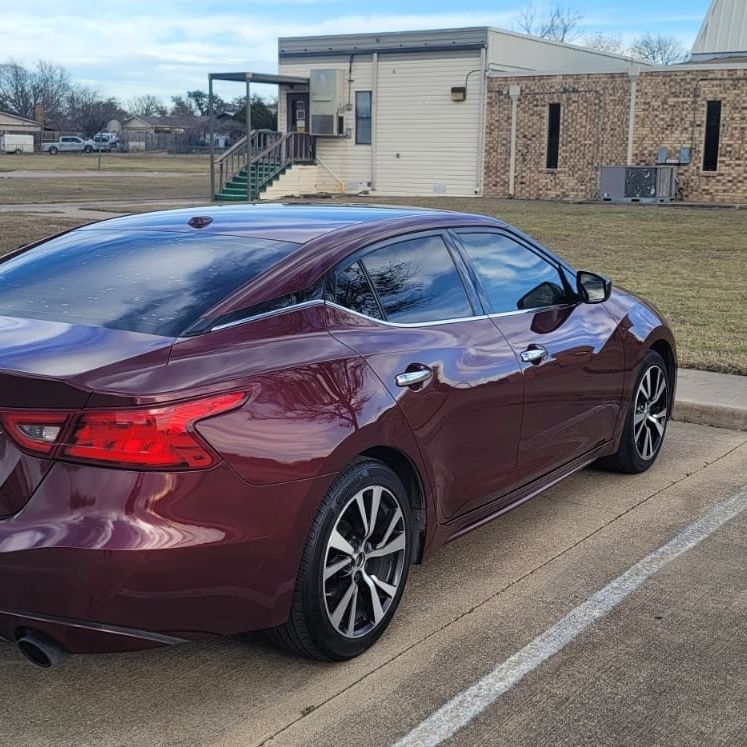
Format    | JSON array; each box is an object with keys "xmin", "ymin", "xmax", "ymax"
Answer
[{"xmin": 577, "ymin": 271, "xmax": 611, "ymax": 304}]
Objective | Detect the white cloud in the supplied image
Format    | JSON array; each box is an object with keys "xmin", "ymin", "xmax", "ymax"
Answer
[{"xmin": 1, "ymin": 4, "xmax": 701, "ymax": 104}]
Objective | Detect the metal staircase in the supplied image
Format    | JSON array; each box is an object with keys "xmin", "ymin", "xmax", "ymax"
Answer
[{"xmin": 213, "ymin": 131, "xmax": 314, "ymax": 201}]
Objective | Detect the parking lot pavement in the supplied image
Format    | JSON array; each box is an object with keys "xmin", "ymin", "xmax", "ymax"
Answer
[{"xmin": 1, "ymin": 421, "xmax": 746, "ymax": 747}]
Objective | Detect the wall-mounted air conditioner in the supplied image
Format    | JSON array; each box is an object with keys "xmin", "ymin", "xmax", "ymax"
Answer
[
  {"xmin": 600, "ymin": 166, "xmax": 678, "ymax": 203},
  {"xmin": 310, "ymin": 69, "xmax": 345, "ymax": 136}
]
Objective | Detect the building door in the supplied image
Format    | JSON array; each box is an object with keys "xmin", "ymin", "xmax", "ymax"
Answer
[
  {"xmin": 286, "ymin": 93, "xmax": 309, "ymax": 134},
  {"xmin": 286, "ymin": 92, "xmax": 313, "ymax": 161}
]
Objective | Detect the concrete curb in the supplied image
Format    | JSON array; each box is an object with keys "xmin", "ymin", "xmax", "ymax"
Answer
[
  {"xmin": 672, "ymin": 401, "xmax": 747, "ymax": 432},
  {"xmin": 672, "ymin": 369, "xmax": 747, "ymax": 432}
]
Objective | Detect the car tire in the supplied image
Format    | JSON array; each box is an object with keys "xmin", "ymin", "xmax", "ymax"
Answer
[
  {"xmin": 268, "ymin": 458, "xmax": 413, "ymax": 661},
  {"xmin": 48, "ymin": 147, "xmax": 58, "ymax": 155},
  {"xmin": 598, "ymin": 350, "xmax": 670, "ymax": 474},
  {"xmin": 83, "ymin": 145, "xmax": 93, "ymax": 153}
]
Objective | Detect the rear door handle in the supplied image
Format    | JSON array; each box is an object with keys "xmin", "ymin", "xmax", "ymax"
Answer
[
  {"xmin": 520, "ymin": 346, "xmax": 548, "ymax": 364},
  {"xmin": 395, "ymin": 367, "xmax": 432, "ymax": 388}
]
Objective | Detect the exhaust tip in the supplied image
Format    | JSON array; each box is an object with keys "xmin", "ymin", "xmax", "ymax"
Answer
[{"xmin": 16, "ymin": 631, "xmax": 68, "ymax": 669}]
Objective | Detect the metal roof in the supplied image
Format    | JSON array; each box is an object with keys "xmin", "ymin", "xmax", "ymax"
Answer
[
  {"xmin": 279, "ymin": 28, "xmax": 489, "ymax": 57},
  {"xmin": 692, "ymin": 0, "xmax": 747, "ymax": 57},
  {"xmin": 208, "ymin": 72, "xmax": 309, "ymax": 85}
]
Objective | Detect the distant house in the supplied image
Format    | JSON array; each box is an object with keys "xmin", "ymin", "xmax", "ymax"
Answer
[
  {"xmin": 121, "ymin": 112, "xmax": 236, "ymax": 151},
  {"xmin": 0, "ymin": 111, "xmax": 43, "ymax": 138}
]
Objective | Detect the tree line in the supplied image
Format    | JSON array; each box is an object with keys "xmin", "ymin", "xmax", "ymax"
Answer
[
  {"xmin": 516, "ymin": 3, "xmax": 689, "ymax": 64},
  {"xmin": 0, "ymin": 60, "xmax": 277, "ymax": 136}
]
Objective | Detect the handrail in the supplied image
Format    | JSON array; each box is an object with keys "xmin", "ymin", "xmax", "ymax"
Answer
[
  {"xmin": 215, "ymin": 130, "xmax": 283, "ymax": 197},
  {"xmin": 213, "ymin": 131, "xmax": 315, "ymax": 200}
]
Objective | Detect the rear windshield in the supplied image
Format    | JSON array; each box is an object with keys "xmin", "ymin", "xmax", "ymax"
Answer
[{"xmin": 0, "ymin": 229, "xmax": 299, "ymax": 336}]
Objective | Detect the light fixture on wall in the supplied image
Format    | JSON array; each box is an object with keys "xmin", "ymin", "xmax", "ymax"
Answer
[{"xmin": 451, "ymin": 86, "xmax": 467, "ymax": 102}]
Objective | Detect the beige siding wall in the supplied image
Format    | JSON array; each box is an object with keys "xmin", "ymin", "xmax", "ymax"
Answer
[
  {"xmin": 374, "ymin": 50, "xmax": 483, "ymax": 196},
  {"xmin": 278, "ymin": 55, "xmax": 374, "ymax": 191},
  {"xmin": 279, "ymin": 49, "xmax": 484, "ymax": 196},
  {"xmin": 488, "ymin": 30, "xmax": 641, "ymax": 74}
]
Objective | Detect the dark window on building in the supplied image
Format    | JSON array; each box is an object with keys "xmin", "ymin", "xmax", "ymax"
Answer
[
  {"xmin": 455, "ymin": 232, "xmax": 570, "ymax": 314},
  {"xmin": 703, "ymin": 100, "xmax": 722, "ymax": 172},
  {"xmin": 355, "ymin": 91, "xmax": 372, "ymax": 145},
  {"xmin": 362, "ymin": 235, "xmax": 473, "ymax": 323},
  {"xmin": 546, "ymin": 103, "xmax": 561, "ymax": 169},
  {"xmin": 333, "ymin": 261, "xmax": 382, "ymax": 319}
]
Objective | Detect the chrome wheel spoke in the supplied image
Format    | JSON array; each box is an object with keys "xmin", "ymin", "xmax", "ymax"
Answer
[
  {"xmin": 329, "ymin": 529, "xmax": 355, "ymax": 557},
  {"xmin": 643, "ymin": 426, "xmax": 654, "ymax": 459},
  {"xmin": 355, "ymin": 494, "xmax": 369, "ymax": 537},
  {"xmin": 378, "ymin": 506, "xmax": 403, "ymax": 549},
  {"xmin": 651, "ymin": 374, "xmax": 666, "ymax": 405},
  {"xmin": 640, "ymin": 369, "xmax": 651, "ymax": 400},
  {"xmin": 324, "ymin": 556, "xmax": 351, "ymax": 581},
  {"xmin": 361, "ymin": 571, "xmax": 385, "ymax": 625},
  {"xmin": 370, "ymin": 574, "xmax": 398, "ymax": 598},
  {"xmin": 346, "ymin": 583, "xmax": 359, "ymax": 637},
  {"xmin": 369, "ymin": 532, "xmax": 406, "ymax": 559},
  {"xmin": 330, "ymin": 581, "xmax": 357, "ymax": 629},
  {"xmin": 365, "ymin": 486, "xmax": 382, "ymax": 541},
  {"xmin": 634, "ymin": 410, "xmax": 646, "ymax": 439},
  {"xmin": 648, "ymin": 413, "xmax": 665, "ymax": 437}
]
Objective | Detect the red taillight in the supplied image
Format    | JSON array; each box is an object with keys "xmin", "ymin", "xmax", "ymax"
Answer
[
  {"xmin": 0, "ymin": 392, "xmax": 245, "ymax": 469},
  {"xmin": 0, "ymin": 412, "xmax": 70, "ymax": 456}
]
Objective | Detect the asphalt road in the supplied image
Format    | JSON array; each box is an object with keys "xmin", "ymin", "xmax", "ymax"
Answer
[{"xmin": 1, "ymin": 421, "xmax": 745, "ymax": 747}]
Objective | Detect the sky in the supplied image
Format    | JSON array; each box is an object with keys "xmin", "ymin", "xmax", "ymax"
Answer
[{"xmin": 1, "ymin": 0, "xmax": 711, "ymax": 105}]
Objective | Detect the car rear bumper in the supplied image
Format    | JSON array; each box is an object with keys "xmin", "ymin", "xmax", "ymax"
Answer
[
  {"xmin": 0, "ymin": 461, "xmax": 332, "ymax": 654},
  {"xmin": 0, "ymin": 607, "xmax": 188, "ymax": 654}
]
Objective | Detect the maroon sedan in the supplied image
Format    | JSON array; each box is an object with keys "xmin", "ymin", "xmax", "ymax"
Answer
[{"xmin": 0, "ymin": 204, "xmax": 675, "ymax": 667}]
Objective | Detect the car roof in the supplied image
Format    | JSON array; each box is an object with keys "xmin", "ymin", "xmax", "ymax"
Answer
[
  {"xmin": 80, "ymin": 203, "xmax": 453, "ymax": 244},
  {"xmin": 74, "ymin": 202, "xmax": 512, "ymax": 323}
]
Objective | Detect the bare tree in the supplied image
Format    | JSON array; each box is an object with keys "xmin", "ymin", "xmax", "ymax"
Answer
[
  {"xmin": 127, "ymin": 94, "xmax": 167, "ymax": 117},
  {"xmin": 66, "ymin": 85, "xmax": 123, "ymax": 136},
  {"xmin": 583, "ymin": 32, "xmax": 626, "ymax": 55},
  {"xmin": 0, "ymin": 60, "xmax": 70, "ymax": 125},
  {"xmin": 630, "ymin": 34, "xmax": 688, "ymax": 64},
  {"xmin": 516, "ymin": 3, "xmax": 583, "ymax": 43}
]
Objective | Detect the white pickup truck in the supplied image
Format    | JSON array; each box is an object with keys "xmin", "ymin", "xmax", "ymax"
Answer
[{"xmin": 42, "ymin": 136, "xmax": 97, "ymax": 155}]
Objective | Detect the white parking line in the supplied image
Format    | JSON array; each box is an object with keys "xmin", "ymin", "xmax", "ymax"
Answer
[{"xmin": 393, "ymin": 484, "xmax": 747, "ymax": 747}]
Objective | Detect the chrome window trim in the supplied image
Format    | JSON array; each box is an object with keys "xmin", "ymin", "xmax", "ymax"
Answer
[
  {"xmin": 324, "ymin": 299, "xmax": 576, "ymax": 328},
  {"xmin": 206, "ymin": 296, "xmax": 578, "ymax": 334},
  {"xmin": 209, "ymin": 299, "xmax": 324, "ymax": 331}
]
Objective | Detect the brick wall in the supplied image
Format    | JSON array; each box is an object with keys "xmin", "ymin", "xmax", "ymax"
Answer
[{"xmin": 483, "ymin": 67, "xmax": 747, "ymax": 203}]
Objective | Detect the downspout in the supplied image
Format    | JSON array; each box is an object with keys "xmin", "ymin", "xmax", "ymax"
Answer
[
  {"xmin": 627, "ymin": 65, "xmax": 639, "ymax": 166},
  {"xmin": 371, "ymin": 51, "xmax": 378, "ymax": 192},
  {"xmin": 476, "ymin": 46, "xmax": 487, "ymax": 195},
  {"xmin": 508, "ymin": 84, "xmax": 520, "ymax": 198}
]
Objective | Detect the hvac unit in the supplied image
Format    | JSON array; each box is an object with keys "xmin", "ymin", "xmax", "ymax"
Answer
[
  {"xmin": 600, "ymin": 166, "xmax": 678, "ymax": 203},
  {"xmin": 310, "ymin": 69, "xmax": 345, "ymax": 136}
]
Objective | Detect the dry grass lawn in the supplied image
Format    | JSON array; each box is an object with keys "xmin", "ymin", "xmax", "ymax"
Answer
[
  {"xmin": 0, "ymin": 197, "xmax": 745, "ymax": 375},
  {"xmin": 0, "ymin": 152, "xmax": 210, "ymax": 173},
  {"xmin": 0, "ymin": 175, "xmax": 208, "ymax": 204}
]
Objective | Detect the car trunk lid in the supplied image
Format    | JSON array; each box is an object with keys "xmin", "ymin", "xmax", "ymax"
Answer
[{"xmin": 0, "ymin": 315, "xmax": 175, "ymax": 516}]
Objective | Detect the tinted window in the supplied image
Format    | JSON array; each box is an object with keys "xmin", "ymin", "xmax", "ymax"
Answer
[
  {"xmin": 355, "ymin": 91, "xmax": 372, "ymax": 145},
  {"xmin": 457, "ymin": 232, "xmax": 569, "ymax": 314},
  {"xmin": 703, "ymin": 100, "xmax": 721, "ymax": 172},
  {"xmin": 334, "ymin": 261, "xmax": 382, "ymax": 319},
  {"xmin": 546, "ymin": 103, "xmax": 561, "ymax": 169},
  {"xmin": 0, "ymin": 229, "xmax": 299, "ymax": 336},
  {"xmin": 361, "ymin": 235, "xmax": 473, "ymax": 323}
]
